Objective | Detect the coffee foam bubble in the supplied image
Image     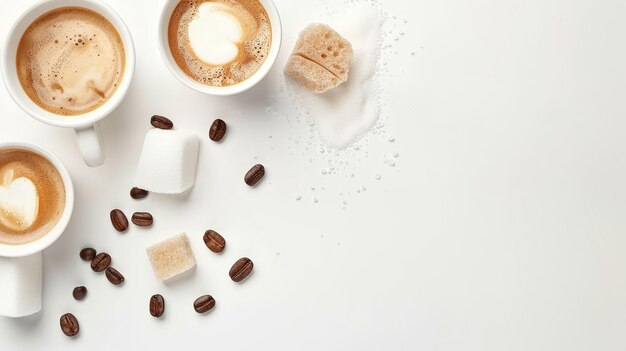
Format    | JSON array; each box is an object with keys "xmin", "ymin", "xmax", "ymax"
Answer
[
  {"xmin": 0, "ymin": 150, "xmax": 65, "ymax": 245},
  {"xmin": 16, "ymin": 7, "xmax": 125, "ymax": 116},
  {"xmin": 168, "ymin": 0, "xmax": 271, "ymax": 87}
]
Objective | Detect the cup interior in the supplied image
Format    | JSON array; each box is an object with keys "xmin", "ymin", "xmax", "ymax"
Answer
[
  {"xmin": 0, "ymin": 143, "xmax": 75, "ymax": 258},
  {"xmin": 1, "ymin": 0, "xmax": 136, "ymax": 129},
  {"xmin": 158, "ymin": 0, "xmax": 282, "ymax": 96}
]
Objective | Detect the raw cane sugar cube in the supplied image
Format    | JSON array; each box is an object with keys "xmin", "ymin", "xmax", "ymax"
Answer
[
  {"xmin": 134, "ymin": 129, "xmax": 199, "ymax": 194},
  {"xmin": 284, "ymin": 23, "xmax": 353, "ymax": 93},
  {"xmin": 146, "ymin": 233, "xmax": 196, "ymax": 282}
]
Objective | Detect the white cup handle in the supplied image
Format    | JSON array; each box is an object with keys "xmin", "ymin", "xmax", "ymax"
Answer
[
  {"xmin": 75, "ymin": 123, "xmax": 105, "ymax": 167},
  {"xmin": 0, "ymin": 253, "xmax": 42, "ymax": 318}
]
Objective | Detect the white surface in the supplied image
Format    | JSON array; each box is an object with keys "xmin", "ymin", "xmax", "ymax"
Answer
[{"xmin": 0, "ymin": 0, "xmax": 625, "ymax": 350}]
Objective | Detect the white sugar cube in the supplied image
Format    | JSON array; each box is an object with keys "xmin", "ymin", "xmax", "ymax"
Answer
[
  {"xmin": 146, "ymin": 233, "xmax": 196, "ymax": 282},
  {"xmin": 134, "ymin": 129, "xmax": 199, "ymax": 194}
]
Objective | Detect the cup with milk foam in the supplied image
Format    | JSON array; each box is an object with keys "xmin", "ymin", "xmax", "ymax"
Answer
[
  {"xmin": 0, "ymin": 142, "xmax": 74, "ymax": 318},
  {"xmin": 158, "ymin": 0, "xmax": 282, "ymax": 95},
  {"xmin": 1, "ymin": 0, "xmax": 136, "ymax": 167}
]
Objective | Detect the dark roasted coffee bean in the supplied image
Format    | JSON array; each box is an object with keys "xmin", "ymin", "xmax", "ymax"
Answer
[
  {"xmin": 209, "ymin": 119, "xmax": 227, "ymax": 142},
  {"xmin": 130, "ymin": 187, "xmax": 149, "ymax": 199},
  {"xmin": 193, "ymin": 295, "xmax": 215, "ymax": 314},
  {"xmin": 60, "ymin": 313, "xmax": 79, "ymax": 337},
  {"xmin": 72, "ymin": 286, "xmax": 87, "ymax": 300},
  {"xmin": 244, "ymin": 164, "xmax": 265, "ymax": 187},
  {"xmin": 110, "ymin": 209, "xmax": 129, "ymax": 232},
  {"xmin": 105, "ymin": 267, "xmax": 124, "ymax": 285},
  {"xmin": 229, "ymin": 257, "xmax": 254, "ymax": 282},
  {"xmin": 149, "ymin": 294, "xmax": 165, "ymax": 318},
  {"xmin": 79, "ymin": 248, "xmax": 96, "ymax": 261},
  {"xmin": 203, "ymin": 230, "xmax": 226, "ymax": 253},
  {"xmin": 151, "ymin": 115, "xmax": 174, "ymax": 130},
  {"xmin": 132, "ymin": 212, "xmax": 153, "ymax": 227},
  {"xmin": 91, "ymin": 252, "xmax": 111, "ymax": 272}
]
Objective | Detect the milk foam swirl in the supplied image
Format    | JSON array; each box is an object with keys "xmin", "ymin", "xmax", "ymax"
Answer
[{"xmin": 168, "ymin": 0, "xmax": 271, "ymax": 87}]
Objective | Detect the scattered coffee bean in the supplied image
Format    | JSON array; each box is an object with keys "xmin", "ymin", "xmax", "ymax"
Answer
[
  {"xmin": 229, "ymin": 257, "xmax": 254, "ymax": 282},
  {"xmin": 130, "ymin": 187, "xmax": 149, "ymax": 199},
  {"xmin": 110, "ymin": 209, "xmax": 129, "ymax": 232},
  {"xmin": 72, "ymin": 286, "xmax": 87, "ymax": 300},
  {"xmin": 244, "ymin": 164, "xmax": 265, "ymax": 187},
  {"xmin": 60, "ymin": 313, "xmax": 79, "ymax": 337},
  {"xmin": 203, "ymin": 230, "xmax": 226, "ymax": 253},
  {"xmin": 193, "ymin": 295, "xmax": 215, "ymax": 314},
  {"xmin": 91, "ymin": 252, "xmax": 111, "ymax": 272},
  {"xmin": 150, "ymin": 294, "xmax": 165, "ymax": 318},
  {"xmin": 151, "ymin": 115, "xmax": 173, "ymax": 130},
  {"xmin": 209, "ymin": 119, "xmax": 227, "ymax": 142},
  {"xmin": 132, "ymin": 212, "xmax": 153, "ymax": 227},
  {"xmin": 79, "ymin": 248, "xmax": 96, "ymax": 261},
  {"xmin": 105, "ymin": 267, "xmax": 125, "ymax": 285}
]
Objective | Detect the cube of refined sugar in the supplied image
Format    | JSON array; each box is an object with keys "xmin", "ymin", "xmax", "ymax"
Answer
[
  {"xmin": 134, "ymin": 129, "xmax": 199, "ymax": 194},
  {"xmin": 146, "ymin": 233, "xmax": 196, "ymax": 282}
]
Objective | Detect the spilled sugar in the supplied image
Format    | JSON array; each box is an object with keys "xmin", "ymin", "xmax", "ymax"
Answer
[
  {"xmin": 286, "ymin": 4, "xmax": 383, "ymax": 148},
  {"xmin": 262, "ymin": 0, "xmax": 412, "ymax": 208}
]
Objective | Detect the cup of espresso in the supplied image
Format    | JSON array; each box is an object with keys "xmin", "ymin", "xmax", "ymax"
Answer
[
  {"xmin": 158, "ymin": 0, "xmax": 282, "ymax": 96},
  {"xmin": 0, "ymin": 142, "xmax": 74, "ymax": 318},
  {"xmin": 1, "ymin": 0, "xmax": 136, "ymax": 167}
]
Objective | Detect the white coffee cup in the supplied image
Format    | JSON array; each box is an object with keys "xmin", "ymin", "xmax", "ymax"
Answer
[
  {"xmin": 1, "ymin": 0, "xmax": 136, "ymax": 168},
  {"xmin": 0, "ymin": 142, "xmax": 74, "ymax": 318},
  {"xmin": 157, "ymin": 0, "xmax": 282, "ymax": 96}
]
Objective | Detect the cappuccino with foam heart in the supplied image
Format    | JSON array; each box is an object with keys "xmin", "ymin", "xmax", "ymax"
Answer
[
  {"xmin": 168, "ymin": 0, "xmax": 271, "ymax": 87},
  {"xmin": 16, "ymin": 7, "xmax": 126, "ymax": 116},
  {"xmin": 0, "ymin": 149, "xmax": 65, "ymax": 245}
]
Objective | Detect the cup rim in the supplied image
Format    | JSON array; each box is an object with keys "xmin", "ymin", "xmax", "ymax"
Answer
[
  {"xmin": 0, "ymin": 142, "xmax": 75, "ymax": 258},
  {"xmin": 157, "ymin": 0, "xmax": 282, "ymax": 96},
  {"xmin": 0, "ymin": 0, "xmax": 136, "ymax": 129}
]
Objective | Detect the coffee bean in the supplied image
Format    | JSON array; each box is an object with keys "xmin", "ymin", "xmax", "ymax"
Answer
[
  {"xmin": 203, "ymin": 230, "xmax": 226, "ymax": 253},
  {"xmin": 105, "ymin": 267, "xmax": 124, "ymax": 285},
  {"xmin": 229, "ymin": 257, "xmax": 253, "ymax": 282},
  {"xmin": 110, "ymin": 209, "xmax": 129, "ymax": 232},
  {"xmin": 151, "ymin": 115, "xmax": 173, "ymax": 130},
  {"xmin": 149, "ymin": 294, "xmax": 165, "ymax": 318},
  {"xmin": 209, "ymin": 119, "xmax": 227, "ymax": 142},
  {"xmin": 91, "ymin": 252, "xmax": 111, "ymax": 272},
  {"xmin": 132, "ymin": 212, "xmax": 153, "ymax": 227},
  {"xmin": 60, "ymin": 313, "xmax": 79, "ymax": 337},
  {"xmin": 79, "ymin": 248, "xmax": 96, "ymax": 261},
  {"xmin": 130, "ymin": 187, "xmax": 149, "ymax": 199},
  {"xmin": 244, "ymin": 164, "xmax": 265, "ymax": 187},
  {"xmin": 193, "ymin": 295, "xmax": 215, "ymax": 314},
  {"xmin": 72, "ymin": 286, "xmax": 87, "ymax": 300}
]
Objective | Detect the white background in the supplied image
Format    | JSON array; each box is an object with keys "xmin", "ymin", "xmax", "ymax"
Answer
[{"xmin": 1, "ymin": 0, "xmax": 626, "ymax": 350}]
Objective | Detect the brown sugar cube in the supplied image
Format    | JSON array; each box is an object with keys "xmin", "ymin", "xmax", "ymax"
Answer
[
  {"xmin": 146, "ymin": 233, "xmax": 196, "ymax": 282},
  {"xmin": 284, "ymin": 23, "xmax": 353, "ymax": 93},
  {"xmin": 284, "ymin": 55, "xmax": 339, "ymax": 93}
]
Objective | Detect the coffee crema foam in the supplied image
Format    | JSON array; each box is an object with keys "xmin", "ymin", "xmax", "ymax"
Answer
[
  {"xmin": 16, "ymin": 7, "xmax": 125, "ymax": 116},
  {"xmin": 0, "ymin": 150, "xmax": 65, "ymax": 245},
  {"xmin": 168, "ymin": 0, "xmax": 271, "ymax": 87}
]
